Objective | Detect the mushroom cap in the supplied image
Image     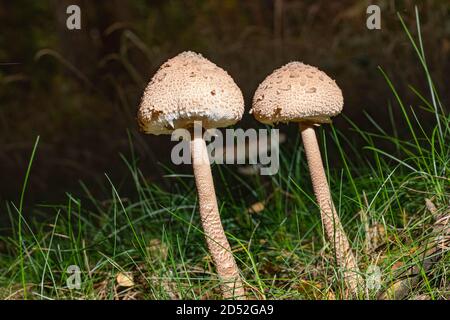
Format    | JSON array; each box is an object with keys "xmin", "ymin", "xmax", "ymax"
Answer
[
  {"xmin": 138, "ymin": 51, "xmax": 244, "ymax": 135},
  {"xmin": 250, "ymin": 62, "xmax": 343, "ymax": 124}
]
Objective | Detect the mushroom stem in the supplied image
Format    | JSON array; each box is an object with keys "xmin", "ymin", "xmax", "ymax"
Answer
[
  {"xmin": 299, "ymin": 123, "xmax": 362, "ymax": 296},
  {"xmin": 190, "ymin": 134, "xmax": 246, "ymax": 300}
]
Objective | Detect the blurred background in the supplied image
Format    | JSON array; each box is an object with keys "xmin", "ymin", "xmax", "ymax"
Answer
[{"xmin": 0, "ymin": 0, "xmax": 449, "ymax": 206}]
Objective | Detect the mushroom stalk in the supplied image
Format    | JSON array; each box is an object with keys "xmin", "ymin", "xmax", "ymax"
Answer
[
  {"xmin": 299, "ymin": 123, "xmax": 362, "ymax": 295},
  {"xmin": 190, "ymin": 134, "xmax": 246, "ymax": 300}
]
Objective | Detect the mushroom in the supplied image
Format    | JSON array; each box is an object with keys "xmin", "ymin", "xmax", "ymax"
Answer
[
  {"xmin": 137, "ymin": 51, "xmax": 245, "ymax": 299},
  {"xmin": 250, "ymin": 62, "xmax": 362, "ymax": 295}
]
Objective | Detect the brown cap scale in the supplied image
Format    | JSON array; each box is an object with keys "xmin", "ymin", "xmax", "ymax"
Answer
[
  {"xmin": 138, "ymin": 52, "xmax": 246, "ymax": 299},
  {"xmin": 251, "ymin": 62, "xmax": 362, "ymax": 296}
]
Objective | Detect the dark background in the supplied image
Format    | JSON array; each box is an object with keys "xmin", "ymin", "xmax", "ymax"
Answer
[{"xmin": 0, "ymin": 0, "xmax": 449, "ymax": 206}]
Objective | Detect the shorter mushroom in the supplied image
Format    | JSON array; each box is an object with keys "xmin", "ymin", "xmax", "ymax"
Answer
[
  {"xmin": 138, "ymin": 51, "xmax": 246, "ymax": 299},
  {"xmin": 251, "ymin": 62, "xmax": 362, "ymax": 295}
]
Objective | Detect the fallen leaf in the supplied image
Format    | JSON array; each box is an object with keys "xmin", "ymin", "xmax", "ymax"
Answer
[
  {"xmin": 367, "ymin": 223, "xmax": 386, "ymax": 251},
  {"xmin": 425, "ymin": 198, "xmax": 437, "ymax": 215},
  {"xmin": 327, "ymin": 290, "xmax": 336, "ymax": 300},
  {"xmin": 248, "ymin": 201, "xmax": 265, "ymax": 214},
  {"xmin": 391, "ymin": 261, "xmax": 403, "ymax": 272},
  {"xmin": 116, "ymin": 272, "xmax": 134, "ymax": 287}
]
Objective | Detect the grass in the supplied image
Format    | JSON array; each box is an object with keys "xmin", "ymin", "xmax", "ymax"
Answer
[{"xmin": 0, "ymin": 8, "xmax": 448, "ymax": 300}]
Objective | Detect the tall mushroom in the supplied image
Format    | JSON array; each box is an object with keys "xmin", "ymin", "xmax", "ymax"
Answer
[
  {"xmin": 250, "ymin": 62, "xmax": 362, "ymax": 296},
  {"xmin": 137, "ymin": 51, "xmax": 246, "ymax": 299}
]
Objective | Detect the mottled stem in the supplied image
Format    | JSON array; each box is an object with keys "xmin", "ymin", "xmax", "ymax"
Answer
[
  {"xmin": 190, "ymin": 135, "xmax": 246, "ymax": 299},
  {"xmin": 299, "ymin": 123, "xmax": 362, "ymax": 296}
]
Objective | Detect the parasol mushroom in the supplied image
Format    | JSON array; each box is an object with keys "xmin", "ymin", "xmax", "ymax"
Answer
[
  {"xmin": 138, "ymin": 51, "xmax": 246, "ymax": 299},
  {"xmin": 250, "ymin": 61, "xmax": 362, "ymax": 296}
]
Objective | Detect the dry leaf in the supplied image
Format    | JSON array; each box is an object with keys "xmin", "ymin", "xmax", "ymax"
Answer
[
  {"xmin": 367, "ymin": 223, "xmax": 386, "ymax": 251},
  {"xmin": 326, "ymin": 290, "xmax": 336, "ymax": 300},
  {"xmin": 391, "ymin": 261, "xmax": 404, "ymax": 272},
  {"xmin": 116, "ymin": 272, "xmax": 134, "ymax": 287},
  {"xmin": 425, "ymin": 198, "xmax": 437, "ymax": 215},
  {"xmin": 248, "ymin": 201, "xmax": 265, "ymax": 214}
]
